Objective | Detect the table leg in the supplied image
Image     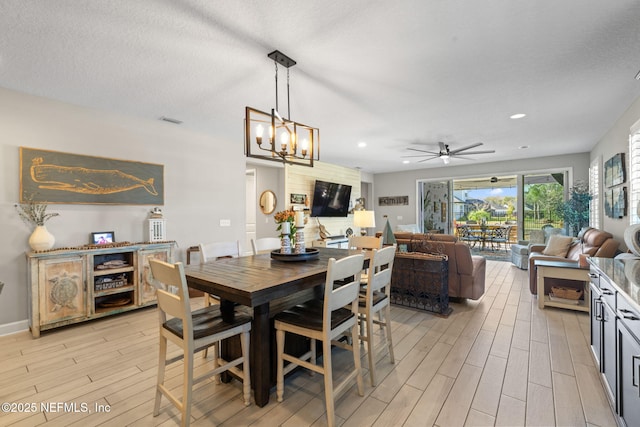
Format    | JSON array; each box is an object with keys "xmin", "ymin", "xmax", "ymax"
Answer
[
  {"xmin": 537, "ymin": 266, "xmax": 545, "ymax": 309},
  {"xmin": 252, "ymin": 303, "xmax": 271, "ymax": 407}
]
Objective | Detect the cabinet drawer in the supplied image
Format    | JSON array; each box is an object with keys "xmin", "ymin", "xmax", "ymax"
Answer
[
  {"xmin": 618, "ymin": 295, "xmax": 640, "ymax": 342},
  {"xmin": 599, "ymin": 276, "xmax": 616, "ymax": 310},
  {"xmin": 588, "ymin": 268, "xmax": 599, "ymax": 288}
]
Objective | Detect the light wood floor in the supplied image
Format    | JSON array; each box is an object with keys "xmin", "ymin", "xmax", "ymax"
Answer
[{"xmin": 0, "ymin": 260, "xmax": 617, "ymax": 426}]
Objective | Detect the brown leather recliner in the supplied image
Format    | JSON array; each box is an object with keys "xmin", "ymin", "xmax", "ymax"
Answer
[{"xmin": 528, "ymin": 227, "xmax": 619, "ymax": 294}]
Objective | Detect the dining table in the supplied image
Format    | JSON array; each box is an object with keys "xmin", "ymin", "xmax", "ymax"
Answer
[{"xmin": 183, "ymin": 246, "xmax": 364, "ymax": 407}]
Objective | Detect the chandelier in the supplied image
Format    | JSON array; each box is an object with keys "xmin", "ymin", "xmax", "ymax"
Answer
[{"xmin": 245, "ymin": 50, "xmax": 320, "ymax": 167}]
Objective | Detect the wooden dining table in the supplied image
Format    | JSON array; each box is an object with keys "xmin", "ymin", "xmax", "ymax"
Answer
[{"xmin": 183, "ymin": 247, "xmax": 362, "ymax": 407}]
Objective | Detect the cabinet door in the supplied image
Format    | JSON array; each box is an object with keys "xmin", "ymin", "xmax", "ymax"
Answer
[
  {"xmin": 38, "ymin": 256, "xmax": 86, "ymax": 326},
  {"xmin": 139, "ymin": 249, "xmax": 170, "ymax": 305},
  {"xmin": 618, "ymin": 321, "xmax": 640, "ymax": 426},
  {"xmin": 590, "ymin": 283, "xmax": 602, "ymax": 368},
  {"xmin": 602, "ymin": 301, "xmax": 617, "ymax": 405}
]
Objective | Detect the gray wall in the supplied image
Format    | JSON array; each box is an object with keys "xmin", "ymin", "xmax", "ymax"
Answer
[
  {"xmin": 253, "ymin": 164, "xmax": 284, "ymax": 239},
  {"xmin": 0, "ymin": 87, "xmax": 246, "ymax": 333},
  {"xmin": 590, "ymin": 95, "xmax": 640, "ymax": 251}
]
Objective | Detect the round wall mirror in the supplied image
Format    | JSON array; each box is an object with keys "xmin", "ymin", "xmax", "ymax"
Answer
[{"xmin": 259, "ymin": 190, "xmax": 277, "ymax": 215}]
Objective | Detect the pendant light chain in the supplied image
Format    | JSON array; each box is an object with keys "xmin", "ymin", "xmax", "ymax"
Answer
[
  {"xmin": 274, "ymin": 61, "xmax": 279, "ymax": 113},
  {"xmin": 287, "ymin": 67, "xmax": 291, "ymax": 120}
]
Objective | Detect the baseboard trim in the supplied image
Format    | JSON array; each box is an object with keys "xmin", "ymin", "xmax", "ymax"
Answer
[{"xmin": 0, "ymin": 320, "xmax": 29, "ymax": 337}]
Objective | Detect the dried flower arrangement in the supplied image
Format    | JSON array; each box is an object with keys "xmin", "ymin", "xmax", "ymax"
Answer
[{"xmin": 15, "ymin": 194, "xmax": 59, "ymax": 227}]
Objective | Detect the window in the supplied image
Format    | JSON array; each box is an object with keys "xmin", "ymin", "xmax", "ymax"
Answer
[
  {"xmin": 589, "ymin": 157, "xmax": 600, "ymax": 228},
  {"xmin": 630, "ymin": 119, "xmax": 640, "ymax": 225}
]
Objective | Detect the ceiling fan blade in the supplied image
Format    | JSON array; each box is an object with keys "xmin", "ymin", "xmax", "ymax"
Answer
[
  {"xmin": 405, "ymin": 147, "xmax": 440, "ymax": 155},
  {"xmin": 438, "ymin": 142, "xmax": 447, "ymax": 152},
  {"xmin": 452, "ymin": 149, "xmax": 495, "ymax": 155},
  {"xmin": 402, "ymin": 154, "xmax": 440, "ymax": 158},
  {"xmin": 417, "ymin": 156, "xmax": 439, "ymax": 163},
  {"xmin": 449, "ymin": 142, "xmax": 483, "ymax": 155}
]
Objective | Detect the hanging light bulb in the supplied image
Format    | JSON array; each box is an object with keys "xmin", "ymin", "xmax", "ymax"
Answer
[
  {"xmin": 255, "ymin": 124, "xmax": 264, "ymax": 145},
  {"xmin": 300, "ymin": 138, "xmax": 309, "ymax": 157}
]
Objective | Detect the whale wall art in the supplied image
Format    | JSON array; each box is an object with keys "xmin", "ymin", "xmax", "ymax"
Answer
[{"xmin": 20, "ymin": 147, "xmax": 164, "ymax": 205}]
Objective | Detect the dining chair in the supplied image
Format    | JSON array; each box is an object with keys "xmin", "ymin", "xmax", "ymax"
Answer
[
  {"xmin": 198, "ymin": 240, "xmax": 240, "ymax": 357},
  {"xmin": 357, "ymin": 245, "xmax": 396, "ymax": 386},
  {"xmin": 347, "ymin": 235, "xmax": 383, "ymax": 284},
  {"xmin": 274, "ymin": 254, "xmax": 365, "ymax": 427},
  {"xmin": 148, "ymin": 259, "xmax": 252, "ymax": 427},
  {"xmin": 199, "ymin": 240, "xmax": 240, "ymax": 306},
  {"xmin": 489, "ymin": 225, "xmax": 512, "ymax": 252},
  {"xmin": 347, "ymin": 235, "xmax": 383, "ymax": 250},
  {"xmin": 251, "ymin": 237, "xmax": 281, "ymax": 255}
]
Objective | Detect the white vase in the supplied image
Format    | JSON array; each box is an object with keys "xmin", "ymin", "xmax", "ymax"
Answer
[{"xmin": 29, "ymin": 225, "xmax": 55, "ymax": 251}]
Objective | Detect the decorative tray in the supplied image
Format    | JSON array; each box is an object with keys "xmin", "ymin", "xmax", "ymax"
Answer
[{"xmin": 270, "ymin": 248, "xmax": 320, "ymax": 262}]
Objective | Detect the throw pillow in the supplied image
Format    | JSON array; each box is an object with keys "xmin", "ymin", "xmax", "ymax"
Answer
[{"xmin": 542, "ymin": 235, "xmax": 575, "ymax": 257}]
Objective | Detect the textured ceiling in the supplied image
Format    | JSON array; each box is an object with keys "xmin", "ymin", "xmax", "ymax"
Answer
[{"xmin": 1, "ymin": 1, "xmax": 640, "ymax": 173}]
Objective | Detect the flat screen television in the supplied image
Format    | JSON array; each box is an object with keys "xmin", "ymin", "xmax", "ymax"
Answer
[{"xmin": 311, "ymin": 180, "xmax": 352, "ymax": 217}]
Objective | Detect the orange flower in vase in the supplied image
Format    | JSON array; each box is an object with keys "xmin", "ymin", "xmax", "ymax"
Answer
[{"xmin": 274, "ymin": 210, "xmax": 297, "ymax": 245}]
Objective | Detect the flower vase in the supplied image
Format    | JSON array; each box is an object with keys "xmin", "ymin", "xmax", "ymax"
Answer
[
  {"xmin": 29, "ymin": 225, "xmax": 55, "ymax": 251},
  {"xmin": 295, "ymin": 228, "xmax": 306, "ymax": 254},
  {"xmin": 280, "ymin": 222, "xmax": 292, "ymax": 254}
]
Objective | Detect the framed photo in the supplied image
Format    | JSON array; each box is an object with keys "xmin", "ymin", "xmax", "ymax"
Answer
[
  {"xmin": 91, "ymin": 231, "xmax": 115, "ymax": 245},
  {"xmin": 20, "ymin": 147, "xmax": 164, "ymax": 205},
  {"xmin": 604, "ymin": 191, "xmax": 613, "ymax": 218},
  {"xmin": 612, "ymin": 187, "xmax": 627, "ymax": 218},
  {"xmin": 604, "ymin": 153, "xmax": 625, "ymax": 188},
  {"xmin": 290, "ymin": 193, "xmax": 306, "ymax": 204}
]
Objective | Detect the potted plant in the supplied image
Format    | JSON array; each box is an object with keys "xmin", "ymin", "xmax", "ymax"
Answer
[
  {"xmin": 15, "ymin": 195, "xmax": 59, "ymax": 251},
  {"xmin": 562, "ymin": 180, "xmax": 592, "ymax": 237}
]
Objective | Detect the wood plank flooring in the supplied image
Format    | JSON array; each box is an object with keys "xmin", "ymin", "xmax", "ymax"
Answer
[{"xmin": 0, "ymin": 260, "xmax": 617, "ymax": 426}]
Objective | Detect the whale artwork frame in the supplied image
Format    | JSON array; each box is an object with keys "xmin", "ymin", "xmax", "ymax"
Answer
[{"xmin": 20, "ymin": 147, "xmax": 164, "ymax": 205}]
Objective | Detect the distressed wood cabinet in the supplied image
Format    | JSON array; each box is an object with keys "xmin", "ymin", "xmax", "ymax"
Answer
[{"xmin": 27, "ymin": 242, "xmax": 174, "ymax": 337}]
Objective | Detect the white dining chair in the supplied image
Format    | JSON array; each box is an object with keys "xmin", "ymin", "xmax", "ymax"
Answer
[
  {"xmin": 198, "ymin": 240, "xmax": 240, "ymax": 357},
  {"xmin": 149, "ymin": 259, "xmax": 252, "ymax": 427},
  {"xmin": 357, "ymin": 245, "xmax": 396, "ymax": 386},
  {"xmin": 274, "ymin": 254, "xmax": 365, "ymax": 427},
  {"xmin": 251, "ymin": 237, "xmax": 281, "ymax": 255}
]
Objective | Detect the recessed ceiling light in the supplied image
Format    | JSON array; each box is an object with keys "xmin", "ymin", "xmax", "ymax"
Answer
[
  {"xmin": 402, "ymin": 160, "xmax": 410, "ymax": 164},
  {"xmin": 519, "ymin": 145, "xmax": 529, "ymax": 149},
  {"xmin": 510, "ymin": 113, "xmax": 526, "ymax": 119},
  {"xmin": 357, "ymin": 141, "xmax": 367, "ymax": 148}
]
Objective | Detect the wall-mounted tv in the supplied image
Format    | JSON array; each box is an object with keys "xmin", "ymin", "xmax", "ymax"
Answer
[{"xmin": 311, "ymin": 180, "xmax": 352, "ymax": 217}]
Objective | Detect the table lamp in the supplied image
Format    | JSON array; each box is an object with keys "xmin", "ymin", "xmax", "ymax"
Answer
[{"xmin": 354, "ymin": 210, "xmax": 376, "ymax": 236}]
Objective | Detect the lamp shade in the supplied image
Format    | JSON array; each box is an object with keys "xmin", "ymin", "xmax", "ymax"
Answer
[{"xmin": 354, "ymin": 210, "xmax": 376, "ymax": 229}]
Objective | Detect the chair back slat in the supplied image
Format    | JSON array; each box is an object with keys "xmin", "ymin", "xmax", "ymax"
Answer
[
  {"xmin": 199, "ymin": 241, "xmax": 240, "ymax": 263},
  {"xmin": 347, "ymin": 236, "xmax": 382, "ymax": 250},
  {"xmin": 325, "ymin": 254, "xmax": 364, "ymax": 313}
]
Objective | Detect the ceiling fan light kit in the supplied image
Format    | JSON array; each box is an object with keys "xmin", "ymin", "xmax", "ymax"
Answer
[
  {"xmin": 403, "ymin": 141, "xmax": 495, "ymax": 164},
  {"xmin": 245, "ymin": 50, "xmax": 320, "ymax": 167}
]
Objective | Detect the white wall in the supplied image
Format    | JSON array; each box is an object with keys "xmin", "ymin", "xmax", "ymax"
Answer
[
  {"xmin": 373, "ymin": 153, "xmax": 591, "ymax": 234},
  {"xmin": 0, "ymin": 87, "xmax": 246, "ymax": 331},
  {"xmin": 591, "ymin": 95, "xmax": 640, "ymax": 251}
]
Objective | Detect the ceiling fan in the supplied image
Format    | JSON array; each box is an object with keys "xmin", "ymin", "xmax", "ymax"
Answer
[{"xmin": 403, "ymin": 141, "xmax": 495, "ymax": 164}]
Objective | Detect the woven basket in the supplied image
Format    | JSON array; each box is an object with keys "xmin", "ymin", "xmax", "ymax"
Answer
[{"xmin": 550, "ymin": 286, "xmax": 583, "ymax": 300}]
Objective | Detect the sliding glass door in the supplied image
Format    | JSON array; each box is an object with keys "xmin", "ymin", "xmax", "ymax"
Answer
[
  {"xmin": 522, "ymin": 172, "xmax": 566, "ymax": 240},
  {"xmin": 417, "ymin": 170, "xmax": 569, "ymax": 240}
]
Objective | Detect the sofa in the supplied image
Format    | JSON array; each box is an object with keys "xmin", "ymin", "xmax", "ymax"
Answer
[
  {"xmin": 528, "ymin": 227, "xmax": 620, "ymax": 295},
  {"xmin": 390, "ymin": 232, "xmax": 486, "ymax": 300}
]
